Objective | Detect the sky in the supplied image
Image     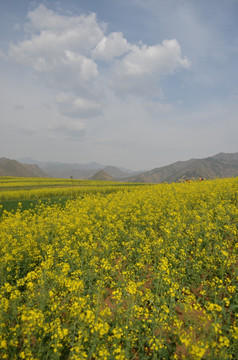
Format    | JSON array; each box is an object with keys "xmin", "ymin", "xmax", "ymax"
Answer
[{"xmin": 0, "ymin": 0, "xmax": 238, "ymax": 170}]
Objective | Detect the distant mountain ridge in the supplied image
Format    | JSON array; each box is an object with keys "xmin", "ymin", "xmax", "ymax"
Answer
[
  {"xmin": 90, "ymin": 170, "xmax": 114, "ymax": 181},
  {"xmin": 124, "ymin": 152, "xmax": 238, "ymax": 183},
  {"xmin": 0, "ymin": 158, "xmax": 48, "ymax": 177},
  {"xmin": 1, "ymin": 152, "xmax": 238, "ymax": 181},
  {"xmin": 18, "ymin": 158, "xmax": 137, "ymax": 180}
]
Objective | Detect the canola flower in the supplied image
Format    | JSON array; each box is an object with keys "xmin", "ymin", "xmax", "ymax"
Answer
[
  {"xmin": 0, "ymin": 177, "xmax": 143, "ymax": 202},
  {"xmin": 0, "ymin": 177, "xmax": 237, "ymax": 359}
]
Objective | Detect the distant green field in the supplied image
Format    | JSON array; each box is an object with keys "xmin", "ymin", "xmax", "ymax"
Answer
[{"xmin": 0, "ymin": 176, "xmax": 147, "ymax": 215}]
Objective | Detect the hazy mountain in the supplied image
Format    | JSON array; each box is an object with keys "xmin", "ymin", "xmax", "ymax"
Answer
[
  {"xmin": 8, "ymin": 152, "xmax": 238, "ymax": 182},
  {"xmin": 18, "ymin": 157, "xmax": 42, "ymax": 165},
  {"xmin": 38, "ymin": 162, "xmax": 107, "ymax": 179},
  {"xmin": 18, "ymin": 158, "xmax": 106, "ymax": 169},
  {"xmin": 102, "ymin": 166, "xmax": 134, "ymax": 180},
  {"xmin": 17, "ymin": 158, "xmax": 140, "ymax": 179},
  {"xmin": 89, "ymin": 170, "xmax": 114, "ymax": 181},
  {"xmin": 212, "ymin": 152, "xmax": 238, "ymax": 162},
  {"xmin": 124, "ymin": 153, "xmax": 238, "ymax": 183},
  {"xmin": 39, "ymin": 164, "xmax": 98, "ymax": 179},
  {"xmin": 0, "ymin": 158, "xmax": 48, "ymax": 177}
]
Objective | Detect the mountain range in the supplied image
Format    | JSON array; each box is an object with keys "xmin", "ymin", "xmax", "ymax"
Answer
[
  {"xmin": 124, "ymin": 152, "xmax": 238, "ymax": 183},
  {"xmin": 17, "ymin": 158, "xmax": 139, "ymax": 180},
  {"xmin": 0, "ymin": 157, "xmax": 47, "ymax": 178},
  {"xmin": 0, "ymin": 152, "xmax": 238, "ymax": 182}
]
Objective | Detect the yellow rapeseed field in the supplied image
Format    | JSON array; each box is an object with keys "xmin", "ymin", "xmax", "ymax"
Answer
[
  {"xmin": 0, "ymin": 177, "xmax": 143, "ymax": 202},
  {"xmin": 0, "ymin": 178, "xmax": 237, "ymax": 359}
]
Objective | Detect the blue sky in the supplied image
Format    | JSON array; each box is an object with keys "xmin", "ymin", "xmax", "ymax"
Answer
[{"xmin": 0, "ymin": 0, "xmax": 238, "ymax": 170}]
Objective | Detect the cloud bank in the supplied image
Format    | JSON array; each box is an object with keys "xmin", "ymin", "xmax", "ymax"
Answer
[{"xmin": 8, "ymin": 4, "xmax": 190, "ymax": 139}]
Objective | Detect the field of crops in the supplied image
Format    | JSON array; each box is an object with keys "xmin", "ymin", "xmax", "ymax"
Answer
[
  {"xmin": 0, "ymin": 177, "xmax": 238, "ymax": 359},
  {"xmin": 0, "ymin": 177, "xmax": 143, "ymax": 200},
  {"xmin": 0, "ymin": 177, "xmax": 144, "ymax": 216}
]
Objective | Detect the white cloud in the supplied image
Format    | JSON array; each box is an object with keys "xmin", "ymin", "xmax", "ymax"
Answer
[
  {"xmin": 17, "ymin": 126, "xmax": 37, "ymax": 135},
  {"xmin": 9, "ymin": 4, "xmax": 102, "ymax": 98},
  {"xmin": 9, "ymin": 31, "xmax": 99, "ymax": 95},
  {"xmin": 145, "ymin": 101, "xmax": 174, "ymax": 113},
  {"xmin": 0, "ymin": 50, "xmax": 7, "ymax": 60},
  {"xmin": 92, "ymin": 32, "xmax": 129, "ymax": 62},
  {"xmin": 26, "ymin": 4, "xmax": 104, "ymax": 52},
  {"xmin": 111, "ymin": 39, "xmax": 190, "ymax": 97},
  {"xmin": 56, "ymin": 93, "xmax": 102, "ymax": 118},
  {"xmin": 48, "ymin": 120, "xmax": 86, "ymax": 141},
  {"xmin": 7, "ymin": 4, "xmax": 190, "ymax": 124}
]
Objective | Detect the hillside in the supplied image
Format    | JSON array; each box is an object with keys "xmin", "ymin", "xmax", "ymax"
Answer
[
  {"xmin": 125, "ymin": 152, "xmax": 238, "ymax": 183},
  {"xmin": 103, "ymin": 166, "xmax": 133, "ymax": 180},
  {"xmin": 3, "ymin": 152, "xmax": 238, "ymax": 182},
  {"xmin": 89, "ymin": 170, "xmax": 114, "ymax": 181},
  {"xmin": 40, "ymin": 164, "xmax": 133, "ymax": 180},
  {"xmin": 39, "ymin": 164, "xmax": 97, "ymax": 180},
  {"xmin": 18, "ymin": 159, "xmax": 139, "ymax": 179},
  {"xmin": 0, "ymin": 158, "xmax": 48, "ymax": 177}
]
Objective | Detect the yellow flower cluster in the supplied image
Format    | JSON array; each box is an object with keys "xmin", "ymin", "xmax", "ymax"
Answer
[
  {"xmin": 0, "ymin": 177, "xmax": 144, "ymax": 202},
  {"xmin": 0, "ymin": 177, "xmax": 238, "ymax": 359}
]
